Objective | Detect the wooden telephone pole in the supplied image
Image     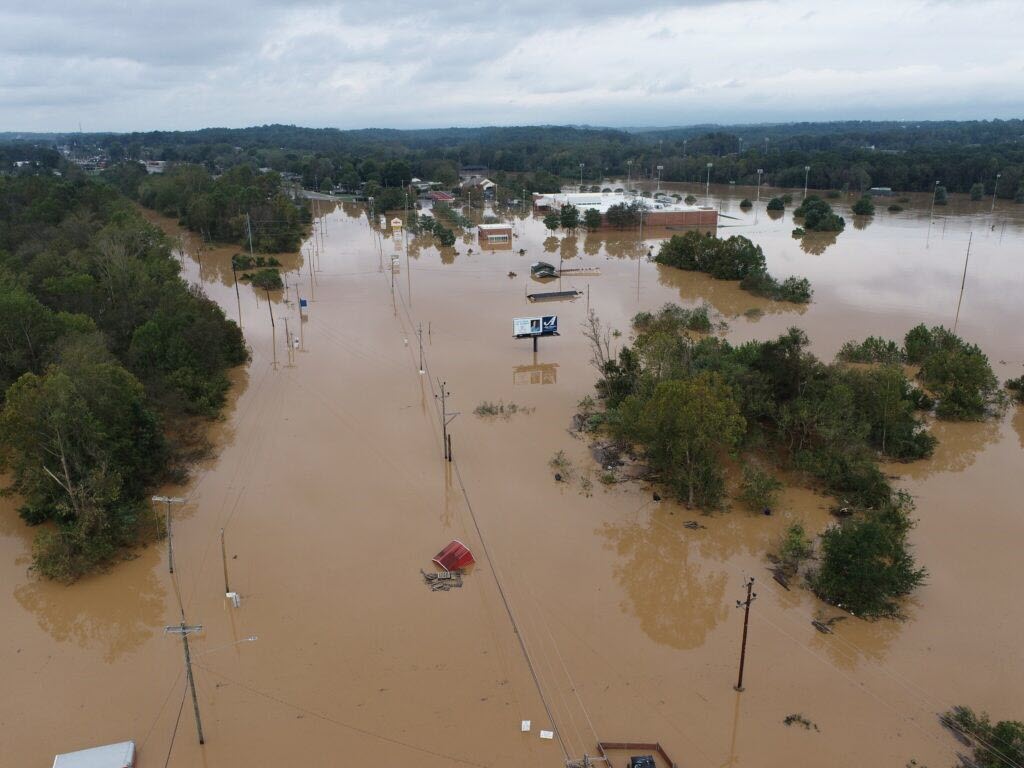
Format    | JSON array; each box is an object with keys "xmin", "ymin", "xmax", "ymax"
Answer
[
  {"xmin": 152, "ymin": 496, "xmax": 185, "ymax": 573},
  {"xmin": 734, "ymin": 578, "xmax": 757, "ymax": 692},
  {"xmin": 436, "ymin": 380, "xmax": 459, "ymax": 462},
  {"xmin": 165, "ymin": 622, "xmax": 205, "ymax": 744}
]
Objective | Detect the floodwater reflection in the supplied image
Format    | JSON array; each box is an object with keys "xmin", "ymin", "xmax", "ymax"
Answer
[
  {"xmin": 14, "ymin": 557, "xmax": 167, "ymax": 662},
  {"xmin": 799, "ymin": 232, "xmax": 838, "ymax": 255},
  {"xmin": 599, "ymin": 508, "xmax": 728, "ymax": 650},
  {"xmin": 512, "ymin": 362, "xmax": 558, "ymax": 385}
]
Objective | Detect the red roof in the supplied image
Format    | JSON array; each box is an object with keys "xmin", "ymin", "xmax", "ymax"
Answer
[
  {"xmin": 429, "ymin": 191, "xmax": 456, "ymax": 201},
  {"xmin": 432, "ymin": 540, "xmax": 475, "ymax": 572}
]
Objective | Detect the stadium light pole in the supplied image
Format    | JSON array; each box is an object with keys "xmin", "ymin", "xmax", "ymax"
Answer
[
  {"xmin": 991, "ymin": 173, "xmax": 1001, "ymax": 216},
  {"xmin": 803, "ymin": 165, "xmax": 810, "ymax": 200},
  {"xmin": 705, "ymin": 162, "xmax": 713, "ymax": 205},
  {"xmin": 579, "ymin": 162, "xmax": 585, "ymax": 192},
  {"xmin": 656, "ymin": 165, "xmax": 664, "ymax": 193}
]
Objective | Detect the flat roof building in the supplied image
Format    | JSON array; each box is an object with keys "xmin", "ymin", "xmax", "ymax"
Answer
[
  {"xmin": 533, "ymin": 192, "xmax": 717, "ymax": 230},
  {"xmin": 478, "ymin": 222, "xmax": 512, "ymax": 248}
]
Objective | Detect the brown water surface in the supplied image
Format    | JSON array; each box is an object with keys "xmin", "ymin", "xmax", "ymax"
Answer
[{"xmin": 2, "ymin": 187, "xmax": 1022, "ymax": 767}]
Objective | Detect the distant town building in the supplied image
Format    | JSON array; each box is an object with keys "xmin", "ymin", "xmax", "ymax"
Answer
[
  {"xmin": 868, "ymin": 187, "xmax": 894, "ymax": 196},
  {"xmin": 428, "ymin": 191, "xmax": 456, "ymax": 202},
  {"xmin": 458, "ymin": 164, "xmax": 489, "ymax": 180},
  {"xmin": 459, "ymin": 175, "xmax": 495, "ymax": 195},
  {"xmin": 144, "ymin": 160, "xmax": 167, "ymax": 174},
  {"xmin": 533, "ymin": 191, "xmax": 717, "ymax": 229}
]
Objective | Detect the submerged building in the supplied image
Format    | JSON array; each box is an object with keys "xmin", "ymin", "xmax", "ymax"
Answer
[{"xmin": 532, "ymin": 191, "xmax": 717, "ymax": 229}]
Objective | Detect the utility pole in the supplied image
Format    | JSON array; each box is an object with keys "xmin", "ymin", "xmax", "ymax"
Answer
[
  {"xmin": 220, "ymin": 528, "xmax": 230, "ymax": 595},
  {"xmin": 953, "ymin": 232, "xmax": 973, "ymax": 335},
  {"xmin": 230, "ymin": 260, "xmax": 242, "ymax": 330},
  {"xmin": 803, "ymin": 165, "xmax": 810, "ymax": 200},
  {"xmin": 656, "ymin": 164, "xmax": 664, "ymax": 193},
  {"xmin": 734, "ymin": 578, "xmax": 757, "ymax": 692},
  {"xmin": 165, "ymin": 623, "xmax": 205, "ymax": 744},
  {"xmin": 705, "ymin": 162, "xmax": 713, "ymax": 204},
  {"xmin": 153, "ymin": 496, "xmax": 185, "ymax": 574},
  {"xmin": 295, "ymin": 285, "xmax": 305, "ymax": 350},
  {"xmin": 991, "ymin": 173, "xmax": 1001, "ymax": 216},
  {"xmin": 626, "ymin": 159, "xmax": 632, "ymax": 192},
  {"xmin": 265, "ymin": 288, "xmax": 277, "ymax": 370},
  {"xmin": 284, "ymin": 316, "xmax": 293, "ymax": 366},
  {"xmin": 436, "ymin": 380, "xmax": 459, "ymax": 462},
  {"xmin": 756, "ymin": 169, "xmax": 763, "ymax": 204},
  {"xmin": 246, "ymin": 213, "xmax": 255, "ymax": 261},
  {"xmin": 417, "ymin": 322, "xmax": 424, "ymax": 375}
]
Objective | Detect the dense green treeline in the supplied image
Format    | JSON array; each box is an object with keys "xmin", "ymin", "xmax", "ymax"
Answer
[
  {"xmin": 0, "ymin": 174, "xmax": 248, "ymax": 580},
  {"xmin": 13, "ymin": 120, "xmax": 1023, "ymax": 198},
  {"xmin": 588, "ymin": 307, "xmax": 1007, "ymax": 615},
  {"xmin": 104, "ymin": 162, "xmax": 310, "ymax": 251}
]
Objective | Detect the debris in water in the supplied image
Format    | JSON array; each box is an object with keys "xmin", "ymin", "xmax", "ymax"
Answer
[
  {"xmin": 771, "ymin": 569, "xmax": 791, "ymax": 590},
  {"xmin": 521, "ymin": 720, "xmax": 531, "ymax": 732},
  {"xmin": 683, "ymin": 521, "xmax": 706, "ymax": 530},
  {"xmin": 539, "ymin": 730, "xmax": 554, "ymax": 740},
  {"xmin": 652, "ymin": 492, "xmax": 662, "ymax": 502},
  {"xmin": 421, "ymin": 569, "xmax": 464, "ymax": 591},
  {"xmin": 784, "ymin": 713, "xmax": 819, "ymax": 731},
  {"xmin": 811, "ymin": 614, "xmax": 847, "ymax": 634},
  {"xmin": 432, "ymin": 540, "xmax": 475, "ymax": 572}
]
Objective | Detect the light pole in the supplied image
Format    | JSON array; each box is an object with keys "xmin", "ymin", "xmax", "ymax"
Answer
[
  {"xmin": 930, "ymin": 180, "xmax": 940, "ymax": 221},
  {"xmin": 656, "ymin": 165, "xmax": 664, "ymax": 193},
  {"xmin": 705, "ymin": 162, "xmax": 713, "ymax": 205},
  {"xmin": 803, "ymin": 165, "xmax": 810, "ymax": 200},
  {"xmin": 626, "ymin": 159, "xmax": 633, "ymax": 193},
  {"xmin": 991, "ymin": 173, "xmax": 1001, "ymax": 216},
  {"xmin": 683, "ymin": 139, "xmax": 687, "ymax": 158},
  {"xmin": 579, "ymin": 162, "xmax": 585, "ymax": 192},
  {"xmin": 764, "ymin": 137, "xmax": 769, "ymax": 155},
  {"xmin": 756, "ymin": 168, "xmax": 763, "ymax": 204}
]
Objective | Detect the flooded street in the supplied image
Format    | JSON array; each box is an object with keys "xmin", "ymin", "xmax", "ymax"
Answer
[{"xmin": 3, "ymin": 184, "xmax": 1023, "ymax": 767}]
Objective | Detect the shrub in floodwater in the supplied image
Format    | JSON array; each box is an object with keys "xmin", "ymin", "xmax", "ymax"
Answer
[
  {"xmin": 836, "ymin": 336, "xmax": 904, "ymax": 365},
  {"xmin": 904, "ymin": 324, "xmax": 1000, "ymax": 419},
  {"xmin": 1005, "ymin": 375, "xmax": 1024, "ymax": 404},
  {"xmin": 473, "ymin": 400, "xmax": 530, "ymax": 419},
  {"xmin": 852, "ymin": 195, "xmax": 875, "ymax": 215},
  {"xmin": 249, "ymin": 268, "xmax": 283, "ymax": 290},
  {"xmin": 738, "ymin": 465, "xmax": 783, "ymax": 512},
  {"xmin": 969, "ymin": 183, "xmax": 985, "ymax": 201},
  {"xmin": 739, "ymin": 198, "xmax": 752, "ymax": 208},
  {"xmin": 793, "ymin": 195, "xmax": 845, "ymax": 232},
  {"xmin": 684, "ymin": 194, "xmax": 697, "ymax": 205},
  {"xmin": 784, "ymin": 713, "xmax": 819, "ymax": 731},
  {"xmin": 941, "ymin": 706, "xmax": 1024, "ymax": 768},
  {"xmin": 776, "ymin": 523, "xmax": 813, "ymax": 575},
  {"xmin": 934, "ymin": 185, "xmax": 948, "ymax": 205},
  {"xmin": 791, "ymin": 227, "xmax": 805, "ymax": 238},
  {"xmin": 767, "ymin": 196, "xmax": 785, "ymax": 211},
  {"xmin": 549, "ymin": 449, "xmax": 574, "ymax": 481},
  {"xmin": 810, "ymin": 492, "xmax": 926, "ymax": 618},
  {"xmin": 826, "ymin": 190, "xmax": 841, "ymax": 199}
]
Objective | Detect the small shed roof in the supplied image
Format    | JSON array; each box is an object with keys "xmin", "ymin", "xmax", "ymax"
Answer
[
  {"xmin": 433, "ymin": 540, "xmax": 475, "ymax": 572},
  {"xmin": 53, "ymin": 741, "xmax": 135, "ymax": 768}
]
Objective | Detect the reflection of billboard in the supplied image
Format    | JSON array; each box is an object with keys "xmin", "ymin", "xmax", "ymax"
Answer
[
  {"xmin": 513, "ymin": 316, "xmax": 558, "ymax": 338},
  {"xmin": 513, "ymin": 363, "xmax": 558, "ymax": 385}
]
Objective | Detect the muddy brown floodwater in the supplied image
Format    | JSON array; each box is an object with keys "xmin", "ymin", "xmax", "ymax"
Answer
[{"xmin": 2, "ymin": 185, "xmax": 1023, "ymax": 767}]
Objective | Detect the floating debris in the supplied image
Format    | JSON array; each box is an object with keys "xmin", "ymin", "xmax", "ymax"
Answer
[
  {"xmin": 683, "ymin": 520, "xmax": 706, "ymax": 530},
  {"xmin": 784, "ymin": 713, "xmax": 819, "ymax": 731},
  {"xmin": 421, "ymin": 569, "xmax": 465, "ymax": 591},
  {"xmin": 811, "ymin": 614, "xmax": 847, "ymax": 634}
]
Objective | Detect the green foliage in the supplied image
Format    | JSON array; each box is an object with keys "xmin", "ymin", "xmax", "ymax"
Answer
[
  {"xmin": 739, "ymin": 198, "xmax": 752, "ymax": 208},
  {"xmin": 435, "ymin": 226, "xmax": 456, "ymax": 247},
  {"xmin": 583, "ymin": 208, "xmax": 603, "ymax": 229},
  {"xmin": 604, "ymin": 200, "xmax": 644, "ymax": 228},
  {"xmin": 738, "ymin": 465, "xmax": 783, "ymax": 511},
  {"xmin": 969, "ymin": 182, "xmax": 985, "ymax": 201},
  {"xmin": 739, "ymin": 272, "xmax": 813, "ymax": 304},
  {"xmin": 837, "ymin": 336, "xmax": 903, "ymax": 364},
  {"xmin": 810, "ymin": 493, "xmax": 926, "ymax": 617},
  {"xmin": 791, "ymin": 227, "xmax": 805, "ymax": 237},
  {"xmin": 776, "ymin": 523, "xmax": 813, "ymax": 573},
  {"xmin": 614, "ymin": 373, "xmax": 745, "ymax": 508},
  {"xmin": 684, "ymin": 194, "xmax": 698, "ymax": 205},
  {"xmin": 559, "ymin": 203, "xmax": 580, "ymax": 229},
  {"xmin": 852, "ymin": 195, "xmax": 875, "ymax": 215},
  {"xmin": 934, "ymin": 185, "xmax": 948, "ymax": 205},
  {"xmin": 248, "ymin": 268, "xmax": 283, "ymax": 290},
  {"xmin": 1006, "ymin": 375, "xmax": 1024, "ymax": 403},
  {"xmin": 431, "ymin": 202, "xmax": 472, "ymax": 228},
  {"xmin": 766, "ymin": 197, "xmax": 785, "ymax": 211},
  {"xmin": 119, "ymin": 163, "xmax": 309, "ymax": 252},
  {"xmin": 943, "ymin": 706, "xmax": 1024, "ymax": 768},
  {"xmin": 793, "ymin": 195, "xmax": 846, "ymax": 232},
  {"xmin": 0, "ymin": 174, "xmax": 248, "ymax": 578},
  {"xmin": 632, "ymin": 303, "xmax": 714, "ymax": 335},
  {"xmin": 543, "ymin": 211, "xmax": 560, "ymax": 231},
  {"xmin": 904, "ymin": 324, "xmax": 1000, "ymax": 419},
  {"xmin": 657, "ymin": 231, "xmax": 766, "ymax": 280}
]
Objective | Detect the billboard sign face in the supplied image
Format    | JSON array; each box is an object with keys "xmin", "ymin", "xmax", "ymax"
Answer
[{"xmin": 513, "ymin": 316, "xmax": 558, "ymax": 338}]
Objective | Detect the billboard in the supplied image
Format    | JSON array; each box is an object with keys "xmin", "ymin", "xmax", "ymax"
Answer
[{"xmin": 513, "ymin": 316, "xmax": 558, "ymax": 338}]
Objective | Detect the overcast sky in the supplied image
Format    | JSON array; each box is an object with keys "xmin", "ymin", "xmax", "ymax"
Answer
[{"xmin": 2, "ymin": 0, "xmax": 1022, "ymax": 132}]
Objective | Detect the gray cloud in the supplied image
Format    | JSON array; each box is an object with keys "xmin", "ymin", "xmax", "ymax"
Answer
[{"xmin": 0, "ymin": 0, "xmax": 1021, "ymax": 131}]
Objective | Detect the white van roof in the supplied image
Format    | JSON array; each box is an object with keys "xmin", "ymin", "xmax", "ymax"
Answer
[{"xmin": 53, "ymin": 741, "xmax": 135, "ymax": 768}]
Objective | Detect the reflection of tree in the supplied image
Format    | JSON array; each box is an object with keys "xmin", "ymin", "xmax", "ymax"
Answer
[
  {"xmin": 1014, "ymin": 408, "xmax": 1024, "ymax": 451},
  {"xmin": 603, "ymin": 238, "xmax": 640, "ymax": 259},
  {"xmin": 656, "ymin": 265, "xmax": 807, "ymax": 320},
  {"xmin": 15, "ymin": 564, "xmax": 167, "ymax": 662},
  {"xmin": 852, "ymin": 215, "xmax": 872, "ymax": 231},
  {"xmin": 543, "ymin": 236, "xmax": 559, "ymax": 253},
  {"xmin": 800, "ymin": 233, "xmax": 838, "ymax": 255},
  {"xmin": 583, "ymin": 233, "xmax": 602, "ymax": 256},
  {"xmin": 807, "ymin": 600, "xmax": 904, "ymax": 670},
  {"xmin": 895, "ymin": 418, "xmax": 1001, "ymax": 479},
  {"xmin": 598, "ymin": 510, "xmax": 728, "ymax": 649},
  {"xmin": 559, "ymin": 235, "xmax": 578, "ymax": 261},
  {"xmin": 767, "ymin": 210, "xmax": 784, "ymax": 221},
  {"xmin": 341, "ymin": 202, "xmax": 364, "ymax": 219}
]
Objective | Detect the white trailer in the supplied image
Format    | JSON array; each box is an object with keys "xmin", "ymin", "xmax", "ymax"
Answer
[{"xmin": 52, "ymin": 741, "xmax": 135, "ymax": 768}]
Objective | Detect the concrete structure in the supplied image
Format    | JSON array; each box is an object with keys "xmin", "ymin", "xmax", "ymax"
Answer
[
  {"xmin": 144, "ymin": 160, "xmax": 167, "ymax": 174},
  {"xmin": 477, "ymin": 222, "xmax": 512, "ymax": 247},
  {"xmin": 533, "ymin": 191, "xmax": 717, "ymax": 229}
]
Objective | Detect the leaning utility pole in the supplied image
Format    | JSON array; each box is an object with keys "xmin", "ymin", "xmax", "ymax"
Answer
[
  {"xmin": 417, "ymin": 322, "xmax": 424, "ymax": 375},
  {"xmin": 153, "ymin": 496, "xmax": 185, "ymax": 573},
  {"xmin": 265, "ymin": 288, "xmax": 277, "ymax": 370},
  {"xmin": 436, "ymin": 380, "xmax": 459, "ymax": 462},
  {"xmin": 165, "ymin": 622, "xmax": 205, "ymax": 744},
  {"xmin": 245, "ymin": 213, "xmax": 255, "ymax": 261},
  {"xmin": 734, "ymin": 578, "xmax": 757, "ymax": 692}
]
